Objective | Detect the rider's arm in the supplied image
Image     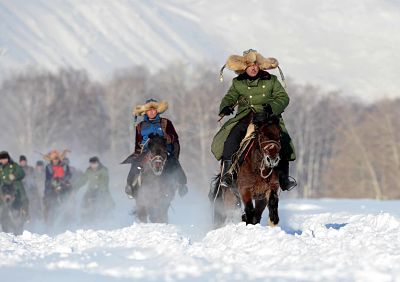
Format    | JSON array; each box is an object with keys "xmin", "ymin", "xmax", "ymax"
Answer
[
  {"xmin": 64, "ymin": 165, "xmax": 72, "ymax": 181},
  {"xmin": 269, "ymin": 76, "xmax": 289, "ymax": 115},
  {"xmin": 13, "ymin": 164, "xmax": 25, "ymax": 181},
  {"xmin": 219, "ymin": 82, "xmax": 240, "ymax": 115},
  {"xmin": 75, "ymin": 169, "xmax": 89, "ymax": 189},
  {"xmin": 165, "ymin": 120, "xmax": 180, "ymax": 159}
]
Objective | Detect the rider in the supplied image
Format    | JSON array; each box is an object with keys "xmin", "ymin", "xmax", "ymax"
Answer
[
  {"xmin": 76, "ymin": 156, "xmax": 115, "ymax": 219},
  {"xmin": 212, "ymin": 49, "xmax": 297, "ymax": 191},
  {"xmin": 0, "ymin": 151, "xmax": 29, "ymax": 217},
  {"xmin": 43, "ymin": 150, "xmax": 72, "ymax": 220},
  {"xmin": 19, "ymin": 155, "xmax": 42, "ymax": 221},
  {"xmin": 125, "ymin": 99, "xmax": 188, "ymax": 198}
]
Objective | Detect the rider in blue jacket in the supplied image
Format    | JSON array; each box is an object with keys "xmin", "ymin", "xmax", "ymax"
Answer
[{"xmin": 124, "ymin": 99, "xmax": 187, "ymax": 198}]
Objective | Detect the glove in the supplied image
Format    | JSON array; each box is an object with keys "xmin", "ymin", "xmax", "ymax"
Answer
[
  {"xmin": 9, "ymin": 174, "xmax": 15, "ymax": 181},
  {"xmin": 262, "ymin": 104, "xmax": 273, "ymax": 115},
  {"xmin": 219, "ymin": 106, "xmax": 234, "ymax": 117},
  {"xmin": 178, "ymin": 184, "xmax": 188, "ymax": 197},
  {"xmin": 253, "ymin": 104, "xmax": 273, "ymax": 124}
]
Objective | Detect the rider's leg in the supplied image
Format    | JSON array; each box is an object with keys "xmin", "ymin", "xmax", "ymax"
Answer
[
  {"xmin": 220, "ymin": 117, "xmax": 250, "ymax": 187},
  {"xmin": 125, "ymin": 155, "xmax": 143, "ymax": 198},
  {"xmin": 276, "ymin": 159, "xmax": 297, "ymax": 191},
  {"xmin": 165, "ymin": 157, "xmax": 188, "ymax": 197}
]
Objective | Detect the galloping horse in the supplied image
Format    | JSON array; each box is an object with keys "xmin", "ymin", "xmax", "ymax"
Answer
[
  {"xmin": 128, "ymin": 134, "xmax": 177, "ymax": 223},
  {"xmin": 211, "ymin": 112, "xmax": 282, "ymax": 227}
]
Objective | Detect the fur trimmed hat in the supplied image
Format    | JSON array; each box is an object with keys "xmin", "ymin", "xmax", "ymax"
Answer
[
  {"xmin": 43, "ymin": 149, "xmax": 70, "ymax": 161},
  {"xmin": 0, "ymin": 151, "xmax": 10, "ymax": 160},
  {"xmin": 133, "ymin": 99, "xmax": 168, "ymax": 116},
  {"xmin": 220, "ymin": 49, "xmax": 285, "ymax": 85}
]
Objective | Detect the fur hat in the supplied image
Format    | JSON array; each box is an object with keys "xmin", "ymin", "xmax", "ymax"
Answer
[
  {"xmin": 133, "ymin": 99, "xmax": 168, "ymax": 116},
  {"xmin": 43, "ymin": 149, "xmax": 70, "ymax": 161},
  {"xmin": 0, "ymin": 151, "xmax": 10, "ymax": 160},
  {"xmin": 89, "ymin": 156, "xmax": 99, "ymax": 163},
  {"xmin": 220, "ymin": 49, "xmax": 283, "ymax": 83}
]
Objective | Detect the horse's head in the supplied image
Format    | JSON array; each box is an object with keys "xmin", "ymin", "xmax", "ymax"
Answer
[
  {"xmin": 257, "ymin": 122, "xmax": 281, "ymax": 170},
  {"xmin": 0, "ymin": 184, "xmax": 17, "ymax": 205},
  {"xmin": 146, "ymin": 134, "xmax": 168, "ymax": 176}
]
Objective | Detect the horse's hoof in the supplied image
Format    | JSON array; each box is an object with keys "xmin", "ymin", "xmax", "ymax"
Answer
[{"xmin": 268, "ymin": 219, "xmax": 278, "ymax": 227}]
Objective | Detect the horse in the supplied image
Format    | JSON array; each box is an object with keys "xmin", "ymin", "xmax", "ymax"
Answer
[
  {"xmin": 0, "ymin": 184, "xmax": 26, "ymax": 234},
  {"xmin": 211, "ymin": 113, "xmax": 282, "ymax": 227},
  {"xmin": 43, "ymin": 178, "xmax": 73, "ymax": 228},
  {"xmin": 126, "ymin": 134, "xmax": 177, "ymax": 223}
]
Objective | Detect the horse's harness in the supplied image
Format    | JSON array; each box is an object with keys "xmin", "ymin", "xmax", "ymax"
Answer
[{"xmin": 257, "ymin": 136, "xmax": 281, "ymax": 179}]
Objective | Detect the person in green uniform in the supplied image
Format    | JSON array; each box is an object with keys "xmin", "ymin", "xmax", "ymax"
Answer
[
  {"xmin": 0, "ymin": 151, "xmax": 29, "ymax": 217},
  {"xmin": 75, "ymin": 156, "xmax": 115, "ymax": 221},
  {"xmin": 212, "ymin": 49, "xmax": 297, "ymax": 191}
]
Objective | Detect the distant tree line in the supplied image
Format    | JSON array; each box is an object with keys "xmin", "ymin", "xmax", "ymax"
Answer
[{"xmin": 0, "ymin": 66, "xmax": 399, "ymax": 199}]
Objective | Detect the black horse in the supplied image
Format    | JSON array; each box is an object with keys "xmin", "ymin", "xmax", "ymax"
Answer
[
  {"xmin": 124, "ymin": 134, "xmax": 178, "ymax": 223},
  {"xmin": 0, "ymin": 184, "xmax": 26, "ymax": 234},
  {"xmin": 43, "ymin": 178, "xmax": 73, "ymax": 228}
]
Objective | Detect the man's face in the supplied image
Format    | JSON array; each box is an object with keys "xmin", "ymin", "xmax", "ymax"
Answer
[
  {"xmin": 146, "ymin": 109, "xmax": 158, "ymax": 119},
  {"xmin": 20, "ymin": 160, "xmax": 27, "ymax": 167},
  {"xmin": 0, "ymin": 158, "xmax": 9, "ymax": 166},
  {"xmin": 90, "ymin": 162, "xmax": 99, "ymax": 170},
  {"xmin": 35, "ymin": 165, "xmax": 44, "ymax": 172},
  {"xmin": 246, "ymin": 64, "xmax": 260, "ymax": 77}
]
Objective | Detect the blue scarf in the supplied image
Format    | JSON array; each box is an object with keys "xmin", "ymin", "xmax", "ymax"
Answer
[{"xmin": 140, "ymin": 114, "xmax": 164, "ymax": 146}]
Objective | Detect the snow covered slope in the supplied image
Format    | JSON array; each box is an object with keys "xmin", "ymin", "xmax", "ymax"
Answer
[
  {"xmin": 1, "ymin": 0, "xmax": 400, "ymax": 99},
  {"xmin": 1, "ymin": 199, "xmax": 400, "ymax": 281}
]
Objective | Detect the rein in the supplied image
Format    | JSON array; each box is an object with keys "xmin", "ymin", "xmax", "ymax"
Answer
[{"xmin": 257, "ymin": 136, "xmax": 281, "ymax": 179}]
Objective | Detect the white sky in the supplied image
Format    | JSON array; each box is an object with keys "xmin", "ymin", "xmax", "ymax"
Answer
[{"xmin": 0, "ymin": 0, "xmax": 399, "ymax": 101}]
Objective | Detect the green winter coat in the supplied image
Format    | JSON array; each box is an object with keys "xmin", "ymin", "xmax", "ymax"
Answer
[
  {"xmin": 77, "ymin": 165, "xmax": 110, "ymax": 193},
  {"xmin": 0, "ymin": 161, "xmax": 29, "ymax": 207},
  {"xmin": 211, "ymin": 71, "xmax": 296, "ymax": 161}
]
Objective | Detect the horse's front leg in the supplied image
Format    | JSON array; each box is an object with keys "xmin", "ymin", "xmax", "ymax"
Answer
[
  {"xmin": 254, "ymin": 198, "xmax": 267, "ymax": 224},
  {"xmin": 266, "ymin": 189, "xmax": 279, "ymax": 227},
  {"xmin": 240, "ymin": 189, "xmax": 255, "ymax": 225}
]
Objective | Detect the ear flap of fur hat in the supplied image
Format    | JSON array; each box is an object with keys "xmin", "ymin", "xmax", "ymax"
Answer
[{"xmin": 133, "ymin": 101, "xmax": 169, "ymax": 116}]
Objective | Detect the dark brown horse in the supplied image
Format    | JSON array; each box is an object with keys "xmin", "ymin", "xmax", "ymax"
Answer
[
  {"xmin": 211, "ymin": 114, "xmax": 282, "ymax": 227},
  {"xmin": 237, "ymin": 116, "xmax": 281, "ymax": 226},
  {"xmin": 131, "ymin": 135, "xmax": 177, "ymax": 223}
]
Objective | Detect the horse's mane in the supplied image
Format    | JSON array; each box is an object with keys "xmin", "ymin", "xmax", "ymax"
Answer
[{"xmin": 147, "ymin": 134, "xmax": 167, "ymax": 150}]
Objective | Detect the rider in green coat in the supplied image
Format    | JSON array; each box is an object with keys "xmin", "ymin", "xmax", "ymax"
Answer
[
  {"xmin": 0, "ymin": 151, "xmax": 29, "ymax": 215},
  {"xmin": 211, "ymin": 49, "xmax": 296, "ymax": 191}
]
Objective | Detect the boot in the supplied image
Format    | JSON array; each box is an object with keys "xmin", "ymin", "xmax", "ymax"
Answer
[
  {"xmin": 220, "ymin": 160, "xmax": 233, "ymax": 188},
  {"xmin": 278, "ymin": 160, "xmax": 297, "ymax": 191},
  {"xmin": 125, "ymin": 165, "xmax": 141, "ymax": 198}
]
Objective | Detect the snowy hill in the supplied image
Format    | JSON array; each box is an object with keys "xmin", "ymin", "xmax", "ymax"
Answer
[
  {"xmin": 1, "ymin": 0, "xmax": 400, "ymax": 100},
  {"xmin": 1, "ymin": 198, "xmax": 400, "ymax": 281}
]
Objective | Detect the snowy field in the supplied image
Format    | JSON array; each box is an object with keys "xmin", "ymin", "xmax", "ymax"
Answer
[{"xmin": 1, "ymin": 190, "xmax": 400, "ymax": 282}]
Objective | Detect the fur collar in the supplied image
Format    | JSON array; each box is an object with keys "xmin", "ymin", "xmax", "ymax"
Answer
[{"xmin": 236, "ymin": 70, "xmax": 271, "ymax": 81}]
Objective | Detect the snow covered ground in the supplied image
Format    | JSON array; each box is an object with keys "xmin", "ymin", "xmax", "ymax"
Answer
[{"xmin": 1, "ymin": 190, "xmax": 400, "ymax": 282}]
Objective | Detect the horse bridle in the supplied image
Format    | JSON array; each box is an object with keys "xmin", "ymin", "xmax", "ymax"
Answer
[
  {"xmin": 148, "ymin": 153, "xmax": 167, "ymax": 176},
  {"xmin": 258, "ymin": 136, "xmax": 281, "ymax": 179}
]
